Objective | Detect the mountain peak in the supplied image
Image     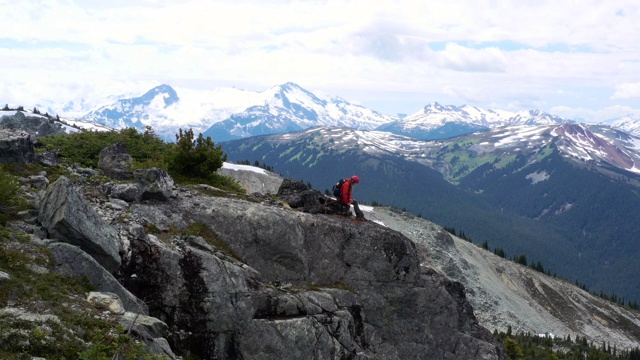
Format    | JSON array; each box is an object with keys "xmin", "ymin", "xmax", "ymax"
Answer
[
  {"xmin": 280, "ymin": 82, "xmax": 303, "ymax": 91},
  {"xmin": 141, "ymin": 84, "xmax": 179, "ymax": 106}
]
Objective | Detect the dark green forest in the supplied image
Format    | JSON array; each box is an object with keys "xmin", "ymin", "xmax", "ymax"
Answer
[{"xmin": 494, "ymin": 329, "xmax": 640, "ymax": 360}]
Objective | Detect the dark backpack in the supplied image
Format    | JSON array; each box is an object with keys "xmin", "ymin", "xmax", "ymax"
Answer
[{"xmin": 332, "ymin": 178, "xmax": 346, "ymax": 198}]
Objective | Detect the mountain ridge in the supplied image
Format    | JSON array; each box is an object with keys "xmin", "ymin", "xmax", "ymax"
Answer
[{"xmin": 36, "ymin": 82, "xmax": 640, "ymax": 142}]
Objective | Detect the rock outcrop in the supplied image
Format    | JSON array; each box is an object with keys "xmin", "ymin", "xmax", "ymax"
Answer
[
  {"xmin": 48, "ymin": 242, "xmax": 146, "ymax": 314},
  {"xmin": 98, "ymin": 142, "xmax": 134, "ymax": 180},
  {"xmin": 0, "ymin": 128, "xmax": 36, "ymax": 164},
  {"xmin": 4, "ymin": 138, "xmax": 506, "ymax": 359},
  {"xmin": 38, "ymin": 176, "xmax": 122, "ymax": 273},
  {"xmin": 123, "ymin": 181, "xmax": 505, "ymax": 359},
  {"xmin": 277, "ymin": 178, "xmax": 350, "ymax": 215},
  {"xmin": 0, "ymin": 111, "xmax": 66, "ymax": 138},
  {"xmin": 218, "ymin": 165, "xmax": 283, "ymax": 195}
]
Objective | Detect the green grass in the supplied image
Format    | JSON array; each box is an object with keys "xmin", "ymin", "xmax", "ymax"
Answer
[
  {"xmin": 0, "ymin": 165, "xmax": 29, "ymax": 225},
  {"xmin": 0, "ymin": 227, "xmax": 165, "ymax": 359}
]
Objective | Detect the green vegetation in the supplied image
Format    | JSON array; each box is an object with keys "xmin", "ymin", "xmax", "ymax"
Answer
[
  {"xmin": 38, "ymin": 127, "xmax": 167, "ymax": 169},
  {"xmin": 38, "ymin": 127, "xmax": 242, "ymax": 193},
  {"xmin": 0, "ymin": 165, "xmax": 27, "ymax": 225},
  {"xmin": 168, "ymin": 128, "xmax": 226, "ymax": 179},
  {"xmin": 494, "ymin": 329, "xmax": 640, "ymax": 360},
  {"xmin": 0, "ymin": 124, "xmax": 242, "ymax": 358},
  {"xmin": 0, "ymin": 228, "xmax": 163, "ymax": 359}
]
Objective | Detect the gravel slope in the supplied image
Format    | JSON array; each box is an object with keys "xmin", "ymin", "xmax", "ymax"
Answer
[{"xmin": 366, "ymin": 208, "xmax": 640, "ymax": 351}]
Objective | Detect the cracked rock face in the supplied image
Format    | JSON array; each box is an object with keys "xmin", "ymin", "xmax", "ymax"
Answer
[
  {"xmin": 38, "ymin": 176, "xmax": 122, "ymax": 273},
  {"xmin": 124, "ymin": 187, "xmax": 505, "ymax": 360}
]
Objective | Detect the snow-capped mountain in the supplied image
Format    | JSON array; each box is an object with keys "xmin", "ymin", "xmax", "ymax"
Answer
[
  {"xmin": 376, "ymin": 102, "xmax": 572, "ymax": 140},
  {"xmin": 78, "ymin": 82, "xmax": 397, "ymax": 142},
  {"xmin": 77, "ymin": 84, "xmax": 278, "ymax": 141},
  {"xmin": 201, "ymin": 82, "xmax": 397, "ymax": 141},
  {"xmin": 477, "ymin": 123, "xmax": 640, "ymax": 175},
  {"xmin": 81, "ymin": 84, "xmax": 180, "ymax": 139},
  {"xmin": 612, "ymin": 116, "xmax": 640, "ymax": 137}
]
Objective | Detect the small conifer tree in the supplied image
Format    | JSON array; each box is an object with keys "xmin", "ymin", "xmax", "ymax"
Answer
[{"xmin": 169, "ymin": 128, "xmax": 227, "ymax": 179}]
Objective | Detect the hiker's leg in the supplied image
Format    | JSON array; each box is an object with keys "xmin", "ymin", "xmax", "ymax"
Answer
[{"xmin": 352, "ymin": 200, "xmax": 365, "ymax": 219}]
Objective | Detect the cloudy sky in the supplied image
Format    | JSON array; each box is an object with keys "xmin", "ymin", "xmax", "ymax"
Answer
[{"xmin": 1, "ymin": 0, "xmax": 639, "ymax": 122}]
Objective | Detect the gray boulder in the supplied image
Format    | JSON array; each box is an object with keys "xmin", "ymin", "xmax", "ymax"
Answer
[
  {"xmin": 38, "ymin": 176, "xmax": 122, "ymax": 273},
  {"xmin": 37, "ymin": 149, "xmax": 58, "ymax": 167},
  {"xmin": 19, "ymin": 175, "xmax": 49, "ymax": 190},
  {"xmin": 134, "ymin": 168, "xmax": 175, "ymax": 201},
  {"xmin": 218, "ymin": 165, "xmax": 283, "ymax": 195},
  {"xmin": 0, "ymin": 128, "xmax": 36, "ymax": 164},
  {"xmin": 87, "ymin": 291, "xmax": 126, "ymax": 315},
  {"xmin": 47, "ymin": 242, "xmax": 147, "ymax": 314},
  {"xmin": 98, "ymin": 142, "xmax": 134, "ymax": 180},
  {"xmin": 277, "ymin": 178, "xmax": 346, "ymax": 215},
  {"xmin": 110, "ymin": 183, "xmax": 141, "ymax": 203},
  {"xmin": 121, "ymin": 311, "xmax": 169, "ymax": 338}
]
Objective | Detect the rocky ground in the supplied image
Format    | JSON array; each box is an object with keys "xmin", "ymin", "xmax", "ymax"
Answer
[{"xmin": 0, "ymin": 126, "xmax": 507, "ymax": 359}]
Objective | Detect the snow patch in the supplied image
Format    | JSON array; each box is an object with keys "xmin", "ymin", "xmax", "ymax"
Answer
[
  {"xmin": 222, "ymin": 162, "xmax": 268, "ymax": 175},
  {"xmin": 525, "ymin": 171, "xmax": 550, "ymax": 184}
]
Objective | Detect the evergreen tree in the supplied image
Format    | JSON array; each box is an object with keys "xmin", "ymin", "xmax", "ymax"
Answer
[
  {"xmin": 503, "ymin": 337, "xmax": 523, "ymax": 360},
  {"xmin": 142, "ymin": 125, "xmax": 158, "ymax": 139},
  {"xmin": 169, "ymin": 128, "xmax": 227, "ymax": 179}
]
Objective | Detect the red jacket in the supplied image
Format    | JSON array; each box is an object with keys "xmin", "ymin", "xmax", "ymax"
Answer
[{"xmin": 340, "ymin": 178, "xmax": 353, "ymax": 205}]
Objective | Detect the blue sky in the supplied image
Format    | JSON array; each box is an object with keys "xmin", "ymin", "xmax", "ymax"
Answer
[{"xmin": 0, "ymin": 0, "xmax": 639, "ymax": 122}]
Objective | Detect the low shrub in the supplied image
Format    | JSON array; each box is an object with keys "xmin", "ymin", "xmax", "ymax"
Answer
[{"xmin": 0, "ymin": 165, "xmax": 26, "ymax": 225}]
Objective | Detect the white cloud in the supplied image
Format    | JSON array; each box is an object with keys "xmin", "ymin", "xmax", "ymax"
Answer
[
  {"xmin": 435, "ymin": 43, "xmax": 507, "ymax": 72},
  {"xmin": 612, "ymin": 83, "xmax": 640, "ymax": 99},
  {"xmin": 0, "ymin": 0, "xmax": 639, "ymax": 118},
  {"xmin": 551, "ymin": 105, "xmax": 640, "ymax": 123}
]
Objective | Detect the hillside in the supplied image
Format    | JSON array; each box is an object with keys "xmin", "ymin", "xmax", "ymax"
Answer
[
  {"xmin": 219, "ymin": 125, "xmax": 640, "ymax": 303},
  {"xmin": 0, "ymin": 127, "xmax": 505, "ymax": 359},
  {"xmin": 3, "ymin": 119, "xmax": 640, "ymax": 358},
  {"xmin": 221, "ymin": 165, "xmax": 640, "ymax": 352},
  {"xmin": 367, "ymin": 209, "xmax": 640, "ymax": 351}
]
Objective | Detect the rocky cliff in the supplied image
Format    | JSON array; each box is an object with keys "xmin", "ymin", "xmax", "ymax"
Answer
[{"xmin": 0, "ymin": 127, "xmax": 505, "ymax": 359}]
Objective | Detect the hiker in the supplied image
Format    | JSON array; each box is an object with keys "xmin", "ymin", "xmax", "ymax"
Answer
[{"xmin": 337, "ymin": 175, "xmax": 365, "ymax": 219}]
